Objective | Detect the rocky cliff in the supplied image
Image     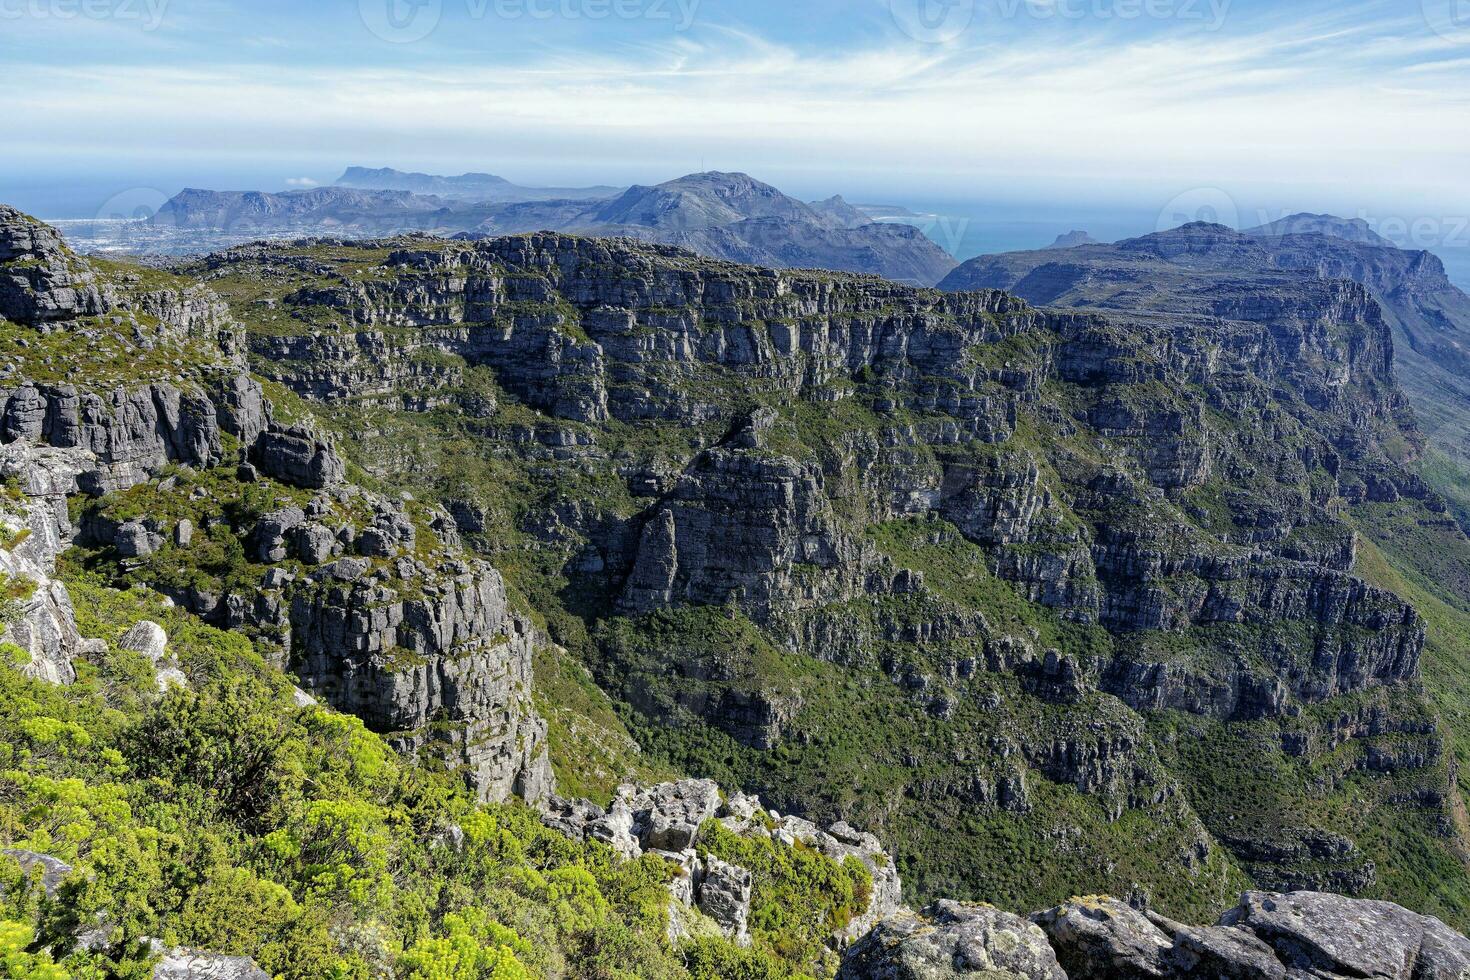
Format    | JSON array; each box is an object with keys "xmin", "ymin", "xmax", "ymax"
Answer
[
  {"xmin": 0, "ymin": 205, "xmax": 552, "ymax": 805},
  {"xmin": 8, "ymin": 203, "xmax": 1470, "ymax": 973},
  {"xmin": 181, "ymin": 227, "xmax": 1470, "ymax": 920},
  {"xmin": 938, "ymin": 220, "xmax": 1470, "ymax": 467}
]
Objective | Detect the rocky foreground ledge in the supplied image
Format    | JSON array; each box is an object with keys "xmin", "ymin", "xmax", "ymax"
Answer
[
  {"xmin": 841, "ymin": 890, "xmax": 1470, "ymax": 980},
  {"xmin": 541, "ymin": 778, "xmax": 1470, "ymax": 980}
]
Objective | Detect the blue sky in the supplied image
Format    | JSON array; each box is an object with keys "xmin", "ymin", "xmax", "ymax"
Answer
[{"xmin": 3, "ymin": 0, "xmax": 1470, "ymax": 241}]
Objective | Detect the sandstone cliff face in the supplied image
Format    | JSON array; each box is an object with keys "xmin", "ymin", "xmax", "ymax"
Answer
[
  {"xmin": 0, "ymin": 210, "xmax": 553, "ymax": 805},
  {"xmin": 0, "ymin": 206, "xmax": 110, "ymax": 325},
  {"xmin": 182, "ymin": 230, "xmax": 1464, "ymax": 914},
  {"xmin": 0, "ymin": 441, "xmax": 106, "ymax": 683},
  {"xmin": 939, "ymin": 220, "xmax": 1470, "ymax": 467},
  {"xmin": 74, "ymin": 461, "xmax": 554, "ymax": 805},
  {"xmin": 240, "ymin": 235, "xmax": 1422, "ymax": 687},
  {"xmin": 288, "ymin": 550, "xmax": 552, "ymax": 803}
]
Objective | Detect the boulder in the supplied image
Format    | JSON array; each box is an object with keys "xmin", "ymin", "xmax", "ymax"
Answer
[
  {"xmin": 1032, "ymin": 898, "xmax": 1172, "ymax": 980},
  {"xmin": 251, "ymin": 425, "xmax": 345, "ymax": 489},
  {"xmin": 293, "ymin": 522, "xmax": 337, "ymax": 565},
  {"xmin": 118, "ymin": 621, "xmax": 168, "ymax": 663},
  {"xmin": 2, "ymin": 848, "xmax": 73, "ymax": 899},
  {"xmin": 1031, "ymin": 891, "xmax": 1470, "ymax": 980},
  {"xmin": 840, "ymin": 901, "xmax": 1068, "ymax": 980},
  {"xmin": 589, "ymin": 799, "xmax": 641, "ymax": 861},
  {"xmin": 698, "ymin": 856, "xmax": 753, "ymax": 946},
  {"xmin": 152, "ymin": 949, "xmax": 270, "ymax": 980},
  {"xmin": 115, "ymin": 520, "xmax": 163, "ymax": 559},
  {"xmin": 1223, "ymin": 891, "xmax": 1470, "ymax": 980},
  {"xmin": 628, "ymin": 779, "xmax": 722, "ymax": 844},
  {"xmin": 251, "ymin": 506, "xmax": 306, "ymax": 563}
]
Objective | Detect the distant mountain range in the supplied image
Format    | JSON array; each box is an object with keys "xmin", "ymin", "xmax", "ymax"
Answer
[
  {"xmin": 147, "ymin": 170, "xmax": 959, "ymax": 285},
  {"xmin": 334, "ymin": 166, "xmax": 622, "ymax": 203},
  {"xmin": 940, "ymin": 216, "xmax": 1470, "ymax": 474},
  {"xmin": 150, "ymin": 186, "xmax": 486, "ymax": 233}
]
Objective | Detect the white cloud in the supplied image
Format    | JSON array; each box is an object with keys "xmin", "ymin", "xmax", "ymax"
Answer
[
  {"xmin": 5, "ymin": 5, "xmax": 1468, "ymax": 213},
  {"xmin": 284, "ymin": 177, "xmax": 320, "ymax": 187}
]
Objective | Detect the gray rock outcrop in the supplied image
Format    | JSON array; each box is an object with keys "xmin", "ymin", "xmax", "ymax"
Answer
[
  {"xmin": 698, "ymin": 856, "xmax": 753, "ymax": 945},
  {"xmin": 2, "ymin": 848, "xmax": 74, "ymax": 899},
  {"xmin": 0, "ymin": 205, "xmax": 110, "ymax": 325},
  {"xmin": 0, "ymin": 208, "xmax": 542, "ymax": 808},
  {"xmin": 0, "ymin": 378, "xmax": 279, "ymax": 496},
  {"xmin": 289, "ymin": 554, "xmax": 551, "ymax": 803},
  {"xmin": 250, "ymin": 425, "xmax": 345, "ymax": 490},
  {"xmin": 0, "ymin": 442, "xmax": 107, "ymax": 684},
  {"xmin": 839, "ymin": 901, "xmax": 1068, "ymax": 980},
  {"xmin": 544, "ymin": 778, "xmax": 902, "ymax": 947},
  {"xmin": 1031, "ymin": 891, "xmax": 1470, "ymax": 980},
  {"xmin": 152, "ymin": 949, "xmax": 270, "ymax": 980},
  {"xmin": 118, "ymin": 620, "xmax": 168, "ymax": 663},
  {"xmin": 118, "ymin": 620, "xmax": 186, "ymax": 691}
]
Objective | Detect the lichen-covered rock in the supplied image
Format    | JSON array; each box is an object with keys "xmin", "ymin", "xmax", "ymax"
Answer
[
  {"xmin": 0, "ymin": 442, "xmax": 108, "ymax": 684},
  {"xmin": 542, "ymin": 777, "xmax": 905, "ymax": 949},
  {"xmin": 1032, "ymin": 898, "xmax": 1174, "ymax": 980},
  {"xmin": 152, "ymin": 949, "xmax": 270, "ymax": 980},
  {"xmin": 698, "ymin": 856, "xmax": 753, "ymax": 945},
  {"xmin": 631, "ymin": 779, "xmax": 722, "ymax": 852},
  {"xmin": 0, "ymin": 205, "xmax": 110, "ymax": 324},
  {"xmin": 251, "ymin": 424, "xmax": 345, "ymax": 489},
  {"xmin": 1223, "ymin": 891, "xmax": 1470, "ymax": 980},
  {"xmin": 1032, "ymin": 891, "xmax": 1470, "ymax": 980},
  {"xmin": 118, "ymin": 621, "xmax": 168, "ymax": 663},
  {"xmin": 289, "ymin": 557, "xmax": 551, "ymax": 803},
  {"xmin": 118, "ymin": 620, "xmax": 188, "ymax": 691},
  {"xmin": 2, "ymin": 848, "xmax": 73, "ymax": 899},
  {"xmin": 542, "ymin": 779, "xmax": 722, "ymax": 859},
  {"xmin": 840, "ymin": 901, "xmax": 1068, "ymax": 980}
]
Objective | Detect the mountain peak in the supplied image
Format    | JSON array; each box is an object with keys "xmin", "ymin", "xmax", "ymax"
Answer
[
  {"xmin": 335, "ymin": 166, "xmax": 618, "ymax": 203},
  {"xmin": 592, "ymin": 171, "xmax": 815, "ymax": 230},
  {"xmin": 1244, "ymin": 212, "xmax": 1394, "ymax": 247},
  {"xmin": 1049, "ymin": 230, "xmax": 1100, "ymax": 248},
  {"xmin": 338, "ymin": 166, "xmax": 512, "ymax": 187}
]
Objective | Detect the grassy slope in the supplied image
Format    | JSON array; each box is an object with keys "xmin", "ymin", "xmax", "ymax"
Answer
[{"xmin": 1349, "ymin": 505, "xmax": 1470, "ymax": 920}]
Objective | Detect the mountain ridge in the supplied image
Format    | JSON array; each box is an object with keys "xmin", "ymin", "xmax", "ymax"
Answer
[
  {"xmin": 335, "ymin": 164, "xmax": 623, "ymax": 202},
  {"xmin": 7, "ymin": 203, "xmax": 1470, "ymax": 976},
  {"xmin": 146, "ymin": 170, "xmax": 960, "ymax": 285},
  {"xmin": 939, "ymin": 218, "xmax": 1470, "ymax": 473}
]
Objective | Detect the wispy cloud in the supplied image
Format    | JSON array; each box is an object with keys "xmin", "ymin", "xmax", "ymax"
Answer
[{"xmin": 3, "ymin": 0, "xmax": 1467, "ymax": 211}]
